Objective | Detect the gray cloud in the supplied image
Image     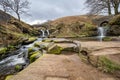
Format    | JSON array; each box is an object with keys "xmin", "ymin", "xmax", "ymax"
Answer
[{"xmin": 22, "ymin": 0, "xmax": 87, "ymax": 24}]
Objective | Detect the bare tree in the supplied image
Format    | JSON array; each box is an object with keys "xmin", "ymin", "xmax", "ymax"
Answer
[
  {"xmin": 111, "ymin": 0, "xmax": 120, "ymax": 15},
  {"xmin": 86, "ymin": 0, "xmax": 120, "ymax": 15},
  {"xmin": 0, "ymin": 0, "xmax": 30, "ymax": 21},
  {"xmin": 0, "ymin": 0, "xmax": 8, "ymax": 12},
  {"xmin": 85, "ymin": 0, "xmax": 112, "ymax": 15}
]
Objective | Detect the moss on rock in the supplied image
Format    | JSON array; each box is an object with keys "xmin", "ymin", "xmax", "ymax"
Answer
[
  {"xmin": 34, "ymin": 42, "xmax": 41, "ymax": 48},
  {"xmin": 0, "ymin": 47, "xmax": 8, "ymax": 55},
  {"xmin": 5, "ymin": 75, "xmax": 13, "ymax": 80},
  {"xmin": 15, "ymin": 64, "xmax": 23, "ymax": 72},
  {"xmin": 23, "ymin": 37, "xmax": 37, "ymax": 45},
  {"xmin": 34, "ymin": 42, "xmax": 54, "ymax": 50},
  {"xmin": 48, "ymin": 45, "xmax": 63, "ymax": 54},
  {"xmin": 28, "ymin": 47, "xmax": 36, "ymax": 53},
  {"xmin": 30, "ymin": 51, "xmax": 42, "ymax": 63}
]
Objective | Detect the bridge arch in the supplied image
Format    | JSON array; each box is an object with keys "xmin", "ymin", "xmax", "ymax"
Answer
[{"xmin": 100, "ymin": 21, "xmax": 109, "ymax": 27}]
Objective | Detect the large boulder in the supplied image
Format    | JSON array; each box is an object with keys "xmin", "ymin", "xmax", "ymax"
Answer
[
  {"xmin": 47, "ymin": 43, "xmax": 80, "ymax": 54},
  {"xmin": 42, "ymin": 38, "xmax": 81, "ymax": 54}
]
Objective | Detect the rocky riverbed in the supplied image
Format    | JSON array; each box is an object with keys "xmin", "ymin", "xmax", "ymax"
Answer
[{"xmin": 5, "ymin": 38, "xmax": 120, "ymax": 80}]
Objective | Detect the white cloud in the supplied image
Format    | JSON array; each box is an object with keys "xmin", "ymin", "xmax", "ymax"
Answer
[
  {"xmin": 27, "ymin": 20, "xmax": 47, "ymax": 25},
  {"xmin": 22, "ymin": 0, "xmax": 87, "ymax": 23}
]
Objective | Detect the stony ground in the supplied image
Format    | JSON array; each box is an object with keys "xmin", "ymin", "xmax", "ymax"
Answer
[{"xmin": 8, "ymin": 41, "xmax": 120, "ymax": 80}]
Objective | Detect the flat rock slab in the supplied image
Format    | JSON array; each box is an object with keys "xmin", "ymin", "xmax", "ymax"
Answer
[
  {"xmin": 81, "ymin": 41, "xmax": 120, "ymax": 51},
  {"xmin": 92, "ymin": 48, "xmax": 120, "ymax": 56},
  {"xmin": 8, "ymin": 53, "xmax": 117, "ymax": 80}
]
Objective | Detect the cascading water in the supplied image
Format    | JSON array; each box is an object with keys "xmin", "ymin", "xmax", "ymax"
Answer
[
  {"xmin": 46, "ymin": 30, "xmax": 50, "ymax": 36},
  {"xmin": 41, "ymin": 30, "xmax": 45, "ymax": 37},
  {"xmin": 97, "ymin": 27, "xmax": 106, "ymax": 41},
  {"xmin": 40, "ymin": 30, "xmax": 50, "ymax": 37},
  {"xmin": 0, "ymin": 38, "xmax": 42, "ymax": 76}
]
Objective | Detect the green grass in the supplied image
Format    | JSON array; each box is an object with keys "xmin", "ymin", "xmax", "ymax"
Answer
[{"xmin": 99, "ymin": 56, "xmax": 120, "ymax": 73}]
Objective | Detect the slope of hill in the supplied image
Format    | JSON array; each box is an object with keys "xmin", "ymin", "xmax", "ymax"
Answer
[
  {"xmin": 41, "ymin": 15, "xmax": 101, "ymax": 37},
  {"xmin": 0, "ymin": 10, "xmax": 39, "ymax": 47}
]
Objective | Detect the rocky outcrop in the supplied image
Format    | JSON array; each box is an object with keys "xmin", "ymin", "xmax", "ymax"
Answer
[
  {"xmin": 42, "ymin": 38, "xmax": 81, "ymax": 54},
  {"xmin": 108, "ymin": 15, "xmax": 120, "ymax": 36},
  {"xmin": 21, "ymin": 38, "xmax": 81, "ymax": 64},
  {"xmin": 79, "ymin": 42, "xmax": 120, "ymax": 77}
]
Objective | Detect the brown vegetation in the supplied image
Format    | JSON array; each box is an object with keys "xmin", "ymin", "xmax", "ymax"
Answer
[{"xmin": 0, "ymin": 10, "xmax": 39, "ymax": 47}]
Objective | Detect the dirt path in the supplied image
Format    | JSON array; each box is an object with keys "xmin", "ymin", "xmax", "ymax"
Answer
[{"xmin": 9, "ymin": 53, "xmax": 117, "ymax": 80}]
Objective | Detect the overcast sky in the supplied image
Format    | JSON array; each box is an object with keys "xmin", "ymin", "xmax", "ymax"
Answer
[{"xmin": 22, "ymin": 0, "xmax": 87, "ymax": 24}]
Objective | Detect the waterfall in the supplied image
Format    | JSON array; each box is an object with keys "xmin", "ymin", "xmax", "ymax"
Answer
[
  {"xmin": 40, "ymin": 29, "xmax": 50, "ymax": 37},
  {"xmin": 46, "ymin": 30, "xmax": 50, "ymax": 36},
  {"xmin": 41, "ymin": 30, "xmax": 45, "ymax": 37},
  {"xmin": 97, "ymin": 27, "xmax": 106, "ymax": 41}
]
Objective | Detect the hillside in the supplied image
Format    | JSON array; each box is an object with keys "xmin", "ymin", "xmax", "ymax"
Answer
[
  {"xmin": 0, "ymin": 10, "xmax": 39, "ymax": 47},
  {"xmin": 40, "ymin": 15, "xmax": 104, "ymax": 37}
]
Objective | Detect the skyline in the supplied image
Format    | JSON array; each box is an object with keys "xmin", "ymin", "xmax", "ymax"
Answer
[{"xmin": 22, "ymin": 0, "xmax": 87, "ymax": 24}]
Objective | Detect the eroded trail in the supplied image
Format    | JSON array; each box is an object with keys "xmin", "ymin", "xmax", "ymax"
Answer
[{"xmin": 8, "ymin": 53, "xmax": 117, "ymax": 80}]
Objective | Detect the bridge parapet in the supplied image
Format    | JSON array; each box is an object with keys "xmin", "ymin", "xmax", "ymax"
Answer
[{"xmin": 92, "ymin": 16, "xmax": 113, "ymax": 26}]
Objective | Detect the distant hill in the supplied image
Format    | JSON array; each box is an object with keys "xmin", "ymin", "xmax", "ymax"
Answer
[{"xmin": 42, "ymin": 15, "xmax": 101, "ymax": 37}]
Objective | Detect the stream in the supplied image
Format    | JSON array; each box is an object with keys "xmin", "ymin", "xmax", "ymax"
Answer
[{"xmin": 0, "ymin": 38, "xmax": 42, "ymax": 77}]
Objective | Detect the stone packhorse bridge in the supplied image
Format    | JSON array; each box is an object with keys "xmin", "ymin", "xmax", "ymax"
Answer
[{"xmin": 92, "ymin": 16, "xmax": 113, "ymax": 26}]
